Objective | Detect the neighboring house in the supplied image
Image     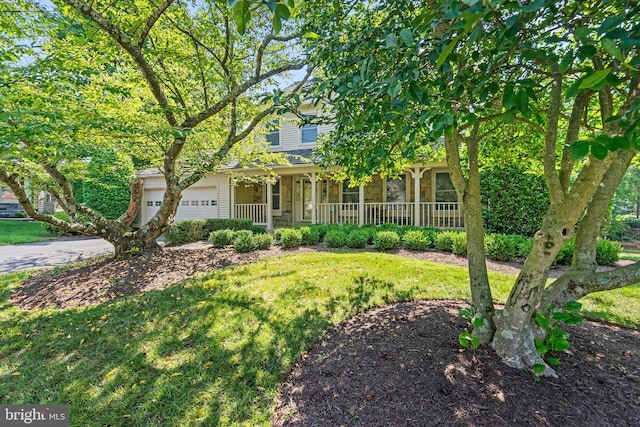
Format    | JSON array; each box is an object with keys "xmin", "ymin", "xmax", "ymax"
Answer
[
  {"xmin": 138, "ymin": 102, "xmax": 463, "ymax": 231},
  {"xmin": 0, "ymin": 186, "xmax": 55, "ymax": 218}
]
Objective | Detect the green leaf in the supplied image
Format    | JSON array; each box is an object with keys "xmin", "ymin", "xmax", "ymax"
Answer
[
  {"xmin": 399, "ymin": 28, "xmax": 413, "ymax": 47},
  {"xmin": 521, "ymin": 0, "xmax": 544, "ymax": 13},
  {"xmin": 534, "ymin": 338, "xmax": 547, "ymax": 354},
  {"xmin": 265, "ymin": 0, "xmax": 277, "ymax": 12},
  {"xmin": 564, "ymin": 301, "xmax": 582, "ymax": 313},
  {"xmin": 535, "ymin": 312, "xmax": 550, "ymax": 330},
  {"xmin": 502, "ymin": 108, "xmax": 517, "ymax": 124},
  {"xmin": 231, "ymin": 1, "xmax": 250, "ymax": 35},
  {"xmin": 548, "ymin": 337, "xmax": 570, "ymax": 351},
  {"xmin": 598, "ymin": 15, "xmax": 624, "ymax": 34},
  {"xmin": 472, "ymin": 316, "xmax": 485, "ymax": 329},
  {"xmin": 591, "ymin": 142, "xmax": 609, "ymax": 160},
  {"xmin": 578, "ymin": 69, "xmax": 612, "ymax": 90},
  {"xmin": 272, "ymin": 13, "xmax": 282, "ymax": 34},
  {"xmin": 574, "ymin": 27, "xmax": 591, "ymax": 41},
  {"xmin": 546, "ymin": 357, "xmax": 561, "ymax": 366},
  {"xmin": 601, "ymin": 38, "xmax": 623, "ymax": 62},
  {"xmin": 385, "ymin": 33, "xmax": 398, "ymax": 48},
  {"xmin": 564, "ymin": 314, "xmax": 584, "ymax": 325},
  {"xmin": 533, "ymin": 363, "xmax": 546, "ymax": 374},
  {"xmin": 436, "ymin": 36, "xmax": 460, "ymax": 69},
  {"xmin": 552, "ymin": 312, "xmax": 571, "ymax": 322},
  {"xmin": 559, "ymin": 52, "xmax": 573, "ymax": 73},
  {"xmin": 275, "ymin": 3, "xmax": 291, "ymax": 20},
  {"xmin": 569, "ymin": 140, "xmax": 591, "ymax": 159},
  {"xmin": 459, "ymin": 308, "xmax": 472, "ymax": 319}
]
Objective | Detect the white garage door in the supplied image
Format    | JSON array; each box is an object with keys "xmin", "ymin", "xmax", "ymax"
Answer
[
  {"xmin": 176, "ymin": 186, "xmax": 218, "ymax": 220},
  {"xmin": 143, "ymin": 186, "xmax": 219, "ymax": 223}
]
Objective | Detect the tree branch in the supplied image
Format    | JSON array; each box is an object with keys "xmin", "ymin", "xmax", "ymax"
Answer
[{"xmin": 138, "ymin": 0, "xmax": 174, "ymax": 48}]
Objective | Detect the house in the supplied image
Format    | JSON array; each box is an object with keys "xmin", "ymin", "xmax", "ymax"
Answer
[
  {"xmin": 138, "ymin": 102, "xmax": 463, "ymax": 231},
  {"xmin": 0, "ymin": 185, "xmax": 55, "ymax": 218}
]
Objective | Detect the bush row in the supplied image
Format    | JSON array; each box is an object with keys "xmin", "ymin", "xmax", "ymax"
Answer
[
  {"xmin": 165, "ymin": 219, "xmax": 621, "ymax": 265},
  {"xmin": 163, "ymin": 218, "xmax": 259, "ymax": 246}
]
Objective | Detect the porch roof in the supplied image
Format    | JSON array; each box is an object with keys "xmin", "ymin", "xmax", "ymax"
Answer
[{"xmin": 228, "ymin": 149, "xmax": 316, "ymax": 170}]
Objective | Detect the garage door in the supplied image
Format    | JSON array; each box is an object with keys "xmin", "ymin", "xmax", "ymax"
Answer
[
  {"xmin": 143, "ymin": 186, "xmax": 219, "ymax": 223},
  {"xmin": 176, "ymin": 186, "xmax": 218, "ymax": 220}
]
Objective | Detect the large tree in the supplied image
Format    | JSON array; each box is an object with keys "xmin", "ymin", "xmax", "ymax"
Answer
[
  {"xmin": 307, "ymin": 0, "xmax": 639, "ymax": 375},
  {"xmin": 0, "ymin": 0, "xmax": 311, "ymax": 256}
]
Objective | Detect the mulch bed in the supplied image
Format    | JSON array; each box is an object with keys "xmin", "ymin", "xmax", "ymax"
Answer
[
  {"xmin": 273, "ymin": 300, "xmax": 640, "ymax": 427},
  {"xmin": 8, "ymin": 244, "xmax": 640, "ymax": 426}
]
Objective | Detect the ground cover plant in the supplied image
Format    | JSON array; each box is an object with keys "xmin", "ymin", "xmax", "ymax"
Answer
[
  {"xmin": 1, "ymin": 251, "xmax": 639, "ymax": 426},
  {"xmin": 0, "ymin": 220, "xmax": 53, "ymax": 245}
]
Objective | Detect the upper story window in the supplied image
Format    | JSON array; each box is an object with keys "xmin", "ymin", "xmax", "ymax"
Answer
[
  {"xmin": 435, "ymin": 172, "xmax": 458, "ymax": 203},
  {"xmin": 265, "ymin": 120, "xmax": 280, "ymax": 146},
  {"xmin": 301, "ymin": 115, "xmax": 317, "ymax": 144}
]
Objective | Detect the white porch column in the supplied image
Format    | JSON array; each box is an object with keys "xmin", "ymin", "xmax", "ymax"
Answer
[
  {"xmin": 414, "ymin": 167, "xmax": 421, "ymax": 226},
  {"xmin": 311, "ymin": 172, "xmax": 317, "ymax": 224},
  {"xmin": 229, "ymin": 178, "xmax": 236, "ymax": 218},
  {"xmin": 358, "ymin": 185, "xmax": 365, "ymax": 226},
  {"xmin": 266, "ymin": 180, "xmax": 273, "ymax": 232}
]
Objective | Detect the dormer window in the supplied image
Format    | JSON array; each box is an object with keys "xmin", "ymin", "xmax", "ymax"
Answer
[
  {"xmin": 301, "ymin": 115, "xmax": 317, "ymax": 144},
  {"xmin": 265, "ymin": 120, "xmax": 280, "ymax": 146}
]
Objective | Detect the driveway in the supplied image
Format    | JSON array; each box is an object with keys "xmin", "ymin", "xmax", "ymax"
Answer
[{"xmin": 0, "ymin": 238, "xmax": 114, "ymax": 275}]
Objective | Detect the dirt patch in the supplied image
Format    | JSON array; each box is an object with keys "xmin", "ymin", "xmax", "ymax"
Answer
[{"xmin": 273, "ymin": 299, "xmax": 640, "ymax": 426}]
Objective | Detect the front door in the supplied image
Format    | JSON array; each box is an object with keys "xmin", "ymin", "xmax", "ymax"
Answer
[{"xmin": 294, "ymin": 177, "xmax": 313, "ymax": 222}]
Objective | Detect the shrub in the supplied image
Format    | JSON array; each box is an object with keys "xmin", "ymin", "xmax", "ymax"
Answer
[
  {"xmin": 596, "ymin": 239, "xmax": 621, "ymax": 266},
  {"xmin": 378, "ymin": 223, "xmax": 400, "ymax": 235},
  {"xmin": 398, "ymin": 225, "xmax": 420, "ymax": 237},
  {"xmin": 452, "ymin": 232, "xmax": 467, "ymax": 256},
  {"xmin": 233, "ymin": 230, "xmax": 257, "ymax": 253},
  {"xmin": 254, "ymin": 233, "xmax": 273, "ymax": 250},
  {"xmin": 41, "ymin": 212, "xmax": 77, "ymax": 236},
  {"xmin": 360, "ymin": 226, "xmax": 378, "ymax": 244},
  {"xmin": 309, "ymin": 224, "xmax": 328, "ymax": 241},
  {"xmin": 298, "ymin": 227, "xmax": 320, "ymax": 245},
  {"xmin": 422, "ymin": 227, "xmax": 440, "ymax": 248},
  {"xmin": 517, "ymin": 237, "xmax": 534, "ymax": 258},
  {"xmin": 250, "ymin": 225, "xmax": 267, "ymax": 234},
  {"xmin": 164, "ymin": 220, "xmax": 204, "ymax": 245},
  {"xmin": 342, "ymin": 223, "xmax": 360, "ymax": 234},
  {"xmin": 345, "ymin": 230, "xmax": 368, "ymax": 248},
  {"xmin": 279, "ymin": 228, "xmax": 302, "ymax": 248},
  {"xmin": 555, "ymin": 238, "xmax": 575, "ymax": 265},
  {"xmin": 434, "ymin": 231, "xmax": 457, "ymax": 252},
  {"xmin": 402, "ymin": 230, "xmax": 430, "ymax": 251},
  {"xmin": 325, "ymin": 229, "xmax": 347, "ymax": 248},
  {"xmin": 203, "ymin": 218, "xmax": 253, "ymax": 237},
  {"xmin": 209, "ymin": 229, "xmax": 235, "ymax": 248},
  {"xmin": 374, "ymin": 231, "xmax": 400, "ymax": 250},
  {"xmin": 485, "ymin": 234, "xmax": 517, "ymax": 262}
]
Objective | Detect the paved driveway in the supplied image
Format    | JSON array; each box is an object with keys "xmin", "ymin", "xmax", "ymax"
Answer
[{"xmin": 0, "ymin": 238, "xmax": 114, "ymax": 275}]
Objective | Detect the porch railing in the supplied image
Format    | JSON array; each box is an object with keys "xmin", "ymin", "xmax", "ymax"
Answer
[
  {"xmin": 235, "ymin": 203, "xmax": 267, "ymax": 225},
  {"xmin": 234, "ymin": 202, "xmax": 463, "ymax": 229}
]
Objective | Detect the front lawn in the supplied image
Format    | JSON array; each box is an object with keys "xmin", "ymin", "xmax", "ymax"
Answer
[
  {"xmin": 0, "ymin": 220, "xmax": 52, "ymax": 245},
  {"xmin": 1, "ymin": 252, "xmax": 638, "ymax": 426}
]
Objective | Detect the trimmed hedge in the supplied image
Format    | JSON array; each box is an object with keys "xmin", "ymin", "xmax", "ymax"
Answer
[
  {"xmin": 233, "ymin": 230, "xmax": 257, "ymax": 253},
  {"xmin": 209, "ymin": 229, "xmax": 235, "ymax": 248},
  {"xmin": 481, "ymin": 166, "xmax": 550, "ymax": 237},
  {"xmin": 346, "ymin": 230, "xmax": 368, "ymax": 248},
  {"xmin": 279, "ymin": 228, "xmax": 303, "ymax": 248}
]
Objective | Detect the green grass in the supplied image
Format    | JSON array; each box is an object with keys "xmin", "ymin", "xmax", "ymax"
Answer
[
  {"xmin": 0, "ymin": 252, "xmax": 638, "ymax": 426},
  {"xmin": 0, "ymin": 220, "xmax": 52, "ymax": 245}
]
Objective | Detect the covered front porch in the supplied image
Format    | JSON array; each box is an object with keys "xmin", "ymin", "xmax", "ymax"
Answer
[{"xmin": 231, "ymin": 166, "xmax": 464, "ymax": 231}]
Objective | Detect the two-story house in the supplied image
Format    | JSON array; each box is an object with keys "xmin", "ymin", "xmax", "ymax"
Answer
[{"xmin": 138, "ymin": 102, "xmax": 463, "ymax": 231}]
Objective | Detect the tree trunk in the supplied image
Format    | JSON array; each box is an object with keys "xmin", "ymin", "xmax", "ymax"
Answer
[
  {"xmin": 491, "ymin": 216, "xmax": 572, "ymax": 374},
  {"xmin": 111, "ymin": 232, "xmax": 161, "ymax": 257},
  {"xmin": 445, "ymin": 131, "xmax": 495, "ymax": 343}
]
